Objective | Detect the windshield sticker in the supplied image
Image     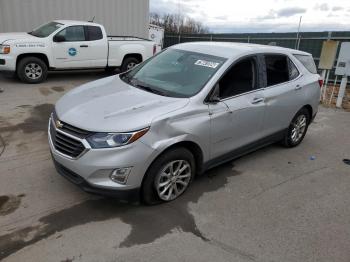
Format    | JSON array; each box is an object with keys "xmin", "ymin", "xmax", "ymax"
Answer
[{"xmin": 194, "ymin": 60, "xmax": 220, "ymax": 69}]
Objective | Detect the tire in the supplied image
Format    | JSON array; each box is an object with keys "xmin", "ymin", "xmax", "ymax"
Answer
[
  {"xmin": 17, "ymin": 57, "xmax": 48, "ymax": 84},
  {"xmin": 282, "ymin": 108, "xmax": 310, "ymax": 147},
  {"xmin": 141, "ymin": 147, "xmax": 195, "ymax": 205},
  {"xmin": 121, "ymin": 57, "xmax": 140, "ymax": 72}
]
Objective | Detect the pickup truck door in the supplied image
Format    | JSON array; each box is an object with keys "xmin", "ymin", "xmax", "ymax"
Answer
[
  {"xmin": 82, "ymin": 25, "xmax": 108, "ymax": 67},
  {"xmin": 52, "ymin": 25, "xmax": 107, "ymax": 68}
]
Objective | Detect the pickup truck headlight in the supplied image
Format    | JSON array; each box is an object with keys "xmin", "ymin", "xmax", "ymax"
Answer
[
  {"xmin": 86, "ymin": 128, "xmax": 149, "ymax": 148},
  {"xmin": 0, "ymin": 45, "xmax": 10, "ymax": 54}
]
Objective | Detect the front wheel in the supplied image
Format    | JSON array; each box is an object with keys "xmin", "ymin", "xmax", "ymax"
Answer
[
  {"xmin": 282, "ymin": 108, "xmax": 310, "ymax": 147},
  {"xmin": 17, "ymin": 57, "xmax": 48, "ymax": 84},
  {"xmin": 141, "ymin": 148, "xmax": 195, "ymax": 205}
]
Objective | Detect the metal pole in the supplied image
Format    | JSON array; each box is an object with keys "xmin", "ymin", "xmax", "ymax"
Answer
[
  {"xmin": 328, "ymin": 75, "xmax": 338, "ymax": 105},
  {"xmin": 320, "ymin": 70, "xmax": 327, "ymax": 101},
  {"xmin": 336, "ymin": 75, "xmax": 347, "ymax": 108},
  {"xmin": 295, "ymin": 16, "xmax": 302, "ymax": 49},
  {"xmin": 323, "ymin": 70, "xmax": 330, "ymax": 101},
  {"xmin": 178, "ymin": 34, "xmax": 181, "ymax": 43},
  {"xmin": 247, "ymin": 36, "xmax": 250, "ymax": 43}
]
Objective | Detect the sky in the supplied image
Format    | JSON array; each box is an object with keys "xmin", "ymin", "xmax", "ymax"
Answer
[{"xmin": 150, "ymin": 0, "xmax": 350, "ymax": 33}]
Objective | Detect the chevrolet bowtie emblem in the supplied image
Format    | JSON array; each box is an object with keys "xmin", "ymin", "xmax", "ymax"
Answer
[{"xmin": 55, "ymin": 120, "xmax": 63, "ymax": 129}]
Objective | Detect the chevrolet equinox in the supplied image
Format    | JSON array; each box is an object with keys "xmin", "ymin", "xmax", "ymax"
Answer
[{"xmin": 49, "ymin": 42, "xmax": 321, "ymax": 204}]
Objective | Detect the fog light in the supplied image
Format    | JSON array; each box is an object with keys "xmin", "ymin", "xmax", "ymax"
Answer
[{"xmin": 110, "ymin": 167, "xmax": 132, "ymax": 184}]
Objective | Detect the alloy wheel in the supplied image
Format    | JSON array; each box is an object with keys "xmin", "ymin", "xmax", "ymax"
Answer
[
  {"xmin": 155, "ymin": 160, "xmax": 192, "ymax": 201},
  {"xmin": 291, "ymin": 114, "xmax": 307, "ymax": 143},
  {"xmin": 24, "ymin": 63, "xmax": 43, "ymax": 80}
]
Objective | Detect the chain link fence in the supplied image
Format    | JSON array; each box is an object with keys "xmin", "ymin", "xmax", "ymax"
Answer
[{"xmin": 164, "ymin": 31, "xmax": 350, "ymax": 82}]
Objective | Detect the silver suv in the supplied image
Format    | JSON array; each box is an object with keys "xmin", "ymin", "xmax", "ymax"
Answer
[{"xmin": 49, "ymin": 42, "xmax": 321, "ymax": 204}]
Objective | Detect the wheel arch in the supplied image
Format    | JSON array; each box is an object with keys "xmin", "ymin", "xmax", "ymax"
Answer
[
  {"xmin": 142, "ymin": 140, "xmax": 205, "ymax": 188},
  {"xmin": 301, "ymin": 104, "xmax": 313, "ymax": 123},
  {"xmin": 16, "ymin": 53, "xmax": 50, "ymax": 69},
  {"xmin": 122, "ymin": 53, "xmax": 143, "ymax": 64}
]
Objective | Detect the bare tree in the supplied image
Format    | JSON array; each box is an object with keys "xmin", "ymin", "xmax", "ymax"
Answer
[{"xmin": 150, "ymin": 12, "xmax": 209, "ymax": 34}]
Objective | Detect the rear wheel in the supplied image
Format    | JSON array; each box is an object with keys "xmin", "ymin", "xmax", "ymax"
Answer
[
  {"xmin": 282, "ymin": 108, "xmax": 310, "ymax": 147},
  {"xmin": 17, "ymin": 57, "xmax": 48, "ymax": 84},
  {"xmin": 121, "ymin": 57, "xmax": 140, "ymax": 72},
  {"xmin": 141, "ymin": 148, "xmax": 195, "ymax": 205}
]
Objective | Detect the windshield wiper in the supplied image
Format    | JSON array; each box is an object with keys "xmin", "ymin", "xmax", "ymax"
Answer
[{"xmin": 131, "ymin": 79, "xmax": 167, "ymax": 96}]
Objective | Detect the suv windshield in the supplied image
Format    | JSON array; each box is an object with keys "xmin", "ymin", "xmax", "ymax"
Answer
[
  {"xmin": 29, "ymin": 22, "xmax": 64, "ymax": 38},
  {"xmin": 120, "ymin": 48, "xmax": 226, "ymax": 98}
]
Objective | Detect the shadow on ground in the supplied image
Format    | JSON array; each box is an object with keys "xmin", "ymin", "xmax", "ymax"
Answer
[{"xmin": 0, "ymin": 163, "xmax": 240, "ymax": 259}]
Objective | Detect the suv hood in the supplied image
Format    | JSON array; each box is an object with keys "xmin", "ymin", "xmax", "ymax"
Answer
[
  {"xmin": 0, "ymin": 32, "xmax": 36, "ymax": 44},
  {"xmin": 55, "ymin": 76, "xmax": 190, "ymax": 132}
]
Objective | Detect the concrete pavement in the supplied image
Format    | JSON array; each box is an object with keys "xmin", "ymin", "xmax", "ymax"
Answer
[{"xmin": 0, "ymin": 72, "xmax": 349, "ymax": 262}]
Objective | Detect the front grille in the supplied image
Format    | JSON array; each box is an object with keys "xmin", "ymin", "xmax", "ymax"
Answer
[
  {"xmin": 50, "ymin": 120, "xmax": 86, "ymax": 158},
  {"xmin": 52, "ymin": 110, "xmax": 91, "ymax": 139}
]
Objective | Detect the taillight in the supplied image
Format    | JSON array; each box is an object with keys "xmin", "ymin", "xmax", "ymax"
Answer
[
  {"xmin": 318, "ymin": 79, "xmax": 323, "ymax": 88},
  {"xmin": 153, "ymin": 44, "xmax": 156, "ymax": 55}
]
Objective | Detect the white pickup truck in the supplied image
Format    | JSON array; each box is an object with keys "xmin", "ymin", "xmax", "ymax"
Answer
[{"xmin": 0, "ymin": 20, "xmax": 158, "ymax": 83}]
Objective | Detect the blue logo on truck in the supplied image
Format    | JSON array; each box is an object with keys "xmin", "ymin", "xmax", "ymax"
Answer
[{"xmin": 68, "ymin": 48, "xmax": 77, "ymax": 56}]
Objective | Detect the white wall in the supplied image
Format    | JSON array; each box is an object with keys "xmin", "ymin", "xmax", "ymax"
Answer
[{"xmin": 0, "ymin": 0, "xmax": 149, "ymax": 38}]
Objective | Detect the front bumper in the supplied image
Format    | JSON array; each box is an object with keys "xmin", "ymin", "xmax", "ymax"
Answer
[
  {"xmin": 0, "ymin": 54, "xmax": 16, "ymax": 72},
  {"xmin": 52, "ymin": 157, "xmax": 140, "ymax": 201},
  {"xmin": 48, "ymin": 118, "xmax": 157, "ymax": 199}
]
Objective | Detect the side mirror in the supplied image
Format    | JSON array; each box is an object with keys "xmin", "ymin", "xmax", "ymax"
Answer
[
  {"xmin": 208, "ymin": 83, "xmax": 221, "ymax": 103},
  {"xmin": 53, "ymin": 35, "xmax": 66, "ymax": 42}
]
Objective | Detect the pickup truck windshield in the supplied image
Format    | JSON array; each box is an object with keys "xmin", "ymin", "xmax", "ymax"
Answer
[
  {"xmin": 120, "ymin": 49, "xmax": 226, "ymax": 98},
  {"xmin": 29, "ymin": 22, "xmax": 64, "ymax": 38}
]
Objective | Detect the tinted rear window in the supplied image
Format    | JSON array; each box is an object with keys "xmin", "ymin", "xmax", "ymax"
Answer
[
  {"xmin": 294, "ymin": 54, "xmax": 317, "ymax": 74},
  {"xmin": 86, "ymin": 26, "xmax": 103, "ymax": 41}
]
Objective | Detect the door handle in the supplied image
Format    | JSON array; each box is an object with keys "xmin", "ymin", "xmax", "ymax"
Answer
[
  {"xmin": 295, "ymin": 84, "xmax": 302, "ymax": 90},
  {"xmin": 251, "ymin": 97, "xmax": 264, "ymax": 104},
  {"xmin": 80, "ymin": 45, "xmax": 89, "ymax": 48}
]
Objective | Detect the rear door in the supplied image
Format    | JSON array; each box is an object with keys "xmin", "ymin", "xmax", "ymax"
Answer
[
  {"xmin": 83, "ymin": 25, "xmax": 108, "ymax": 67},
  {"xmin": 261, "ymin": 54, "xmax": 303, "ymax": 136},
  {"xmin": 208, "ymin": 55, "xmax": 266, "ymax": 159}
]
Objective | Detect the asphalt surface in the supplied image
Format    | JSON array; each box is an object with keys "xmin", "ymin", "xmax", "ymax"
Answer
[{"xmin": 0, "ymin": 72, "xmax": 349, "ymax": 262}]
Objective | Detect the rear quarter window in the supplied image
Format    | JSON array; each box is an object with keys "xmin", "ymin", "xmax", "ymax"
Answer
[
  {"xmin": 294, "ymin": 54, "xmax": 317, "ymax": 74},
  {"xmin": 86, "ymin": 26, "xmax": 103, "ymax": 41}
]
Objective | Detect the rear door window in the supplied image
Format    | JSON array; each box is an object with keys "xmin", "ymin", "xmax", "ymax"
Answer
[
  {"xmin": 86, "ymin": 26, "xmax": 103, "ymax": 41},
  {"xmin": 265, "ymin": 55, "xmax": 290, "ymax": 87},
  {"xmin": 294, "ymin": 54, "xmax": 317, "ymax": 74}
]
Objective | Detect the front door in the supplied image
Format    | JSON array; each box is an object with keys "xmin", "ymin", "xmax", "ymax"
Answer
[
  {"xmin": 52, "ymin": 25, "xmax": 93, "ymax": 68},
  {"xmin": 209, "ymin": 56, "xmax": 266, "ymax": 159}
]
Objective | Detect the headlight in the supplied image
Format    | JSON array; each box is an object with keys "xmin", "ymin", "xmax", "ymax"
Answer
[
  {"xmin": 0, "ymin": 45, "xmax": 10, "ymax": 54},
  {"xmin": 86, "ymin": 127, "xmax": 149, "ymax": 148}
]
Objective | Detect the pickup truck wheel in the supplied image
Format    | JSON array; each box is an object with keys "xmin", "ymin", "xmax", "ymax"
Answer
[
  {"xmin": 121, "ymin": 57, "xmax": 140, "ymax": 72},
  {"xmin": 17, "ymin": 57, "xmax": 48, "ymax": 84},
  {"xmin": 141, "ymin": 148, "xmax": 195, "ymax": 205}
]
